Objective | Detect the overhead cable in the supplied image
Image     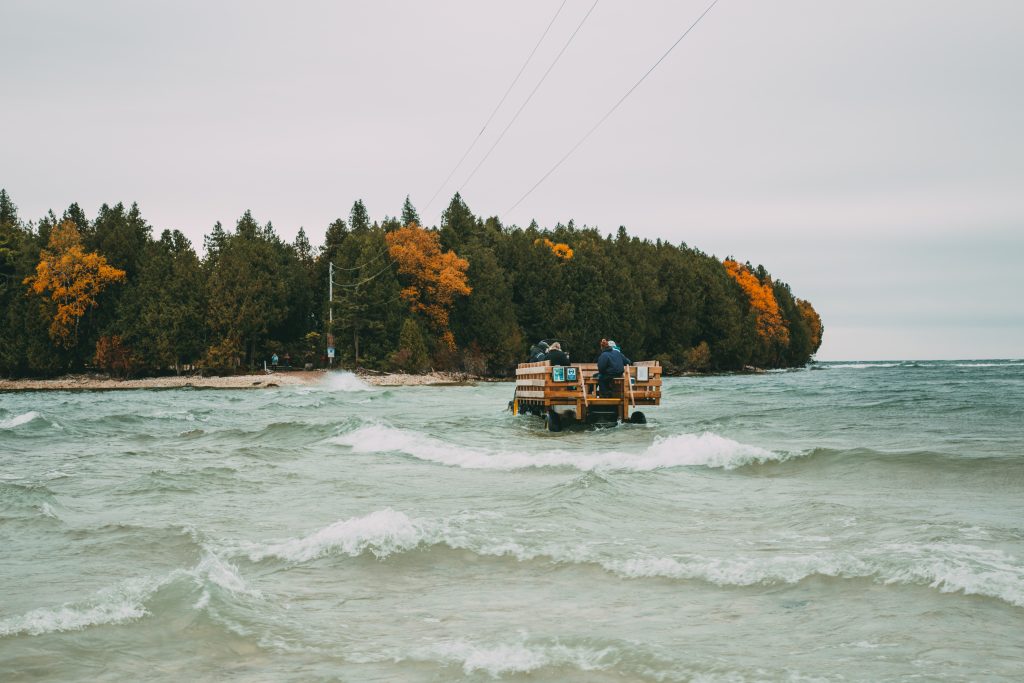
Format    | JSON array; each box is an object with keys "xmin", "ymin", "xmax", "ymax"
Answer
[
  {"xmin": 505, "ymin": 0, "xmax": 720, "ymax": 217},
  {"xmin": 330, "ymin": 247, "xmax": 389, "ymax": 271},
  {"xmin": 457, "ymin": 0, "xmax": 601, "ymax": 195},
  {"xmin": 424, "ymin": 0, "xmax": 569, "ymax": 211},
  {"xmin": 331, "ymin": 260, "xmax": 397, "ymax": 289}
]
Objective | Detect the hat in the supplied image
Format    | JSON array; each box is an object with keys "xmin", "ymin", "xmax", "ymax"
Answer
[{"xmin": 606, "ymin": 340, "xmax": 617, "ymax": 349}]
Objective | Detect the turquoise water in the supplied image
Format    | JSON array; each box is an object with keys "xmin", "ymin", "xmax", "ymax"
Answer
[{"xmin": 2, "ymin": 361, "xmax": 1023, "ymax": 681}]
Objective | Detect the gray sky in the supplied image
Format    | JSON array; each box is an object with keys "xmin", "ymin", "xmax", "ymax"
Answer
[{"xmin": 2, "ymin": 0, "xmax": 1022, "ymax": 360}]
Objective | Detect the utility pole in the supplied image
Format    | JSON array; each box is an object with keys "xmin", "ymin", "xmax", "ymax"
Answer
[{"xmin": 327, "ymin": 261, "xmax": 334, "ymax": 366}]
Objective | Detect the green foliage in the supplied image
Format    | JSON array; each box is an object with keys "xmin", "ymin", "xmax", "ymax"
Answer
[
  {"xmin": 391, "ymin": 317, "xmax": 429, "ymax": 373},
  {"xmin": 0, "ymin": 189, "xmax": 822, "ymax": 378},
  {"xmin": 400, "ymin": 196, "xmax": 420, "ymax": 227}
]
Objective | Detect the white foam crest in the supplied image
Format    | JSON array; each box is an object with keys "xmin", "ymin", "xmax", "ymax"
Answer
[
  {"xmin": 331, "ymin": 425, "xmax": 783, "ymax": 472},
  {"xmin": 877, "ymin": 542, "xmax": 1024, "ymax": 607},
  {"xmin": 188, "ymin": 550, "xmax": 262, "ymax": 609},
  {"xmin": 605, "ymin": 543, "xmax": 1024, "ymax": 607},
  {"xmin": 0, "ymin": 575, "xmax": 166, "ymax": 638},
  {"xmin": 320, "ymin": 371, "xmax": 373, "ymax": 392},
  {"xmin": 0, "ymin": 411, "xmax": 43, "ymax": 429},
  {"xmin": 955, "ymin": 362, "xmax": 1024, "ymax": 367},
  {"xmin": 605, "ymin": 553, "xmax": 869, "ymax": 586},
  {"xmin": 427, "ymin": 638, "xmax": 615, "ymax": 677},
  {"xmin": 0, "ymin": 550, "xmax": 262, "ymax": 638},
  {"xmin": 241, "ymin": 509, "xmax": 432, "ymax": 562},
  {"xmin": 825, "ymin": 363, "xmax": 899, "ymax": 369}
]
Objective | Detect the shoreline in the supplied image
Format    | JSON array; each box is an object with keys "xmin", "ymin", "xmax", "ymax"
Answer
[{"xmin": 0, "ymin": 370, "xmax": 480, "ymax": 392}]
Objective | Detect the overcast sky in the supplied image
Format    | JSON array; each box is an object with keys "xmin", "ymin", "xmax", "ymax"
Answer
[{"xmin": 2, "ymin": 1, "xmax": 1022, "ymax": 360}]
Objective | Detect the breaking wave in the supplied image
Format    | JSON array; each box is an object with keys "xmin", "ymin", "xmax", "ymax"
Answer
[
  {"xmin": 0, "ymin": 411, "xmax": 46, "ymax": 429},
  {"xmin": 232, "ymin": 510, "xmax": 1024, "ymax": 608},
  {"xmin": 320, "ymin": 371, "xmax": 373, "ymax": 392},
  {"xmin": 0, "ymin": 550, "xmax": 259, "ymax": 638},
  {"xmin": 419, "ymin": 638, "xmax": 616, "ymax": 677},
  {"xmin": 330, "ymin": 424, "xmax": 786, "ymax": 471}
]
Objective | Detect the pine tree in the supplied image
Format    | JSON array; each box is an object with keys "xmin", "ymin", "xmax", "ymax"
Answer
[
  {"xmin": 349, "ymin": 200, "xmax": 370, "ymax": 233},
  {"xmin": 401, "ymin": 195, "xmax": 420, "ymax": 227}
]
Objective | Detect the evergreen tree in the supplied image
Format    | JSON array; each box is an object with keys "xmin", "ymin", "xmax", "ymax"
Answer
[
  {"xmin": 439, "ymin": 193, "xmax": 479, "ymax": 252},
  {"xmin": 349, "ymin": 200, "xmax": 370, "ymax": 233},
  {"xmin": 400, "ymin": 195, "xmax": 420, "ymax": 227},
  {"xmin": 125, "ymin": 230, "xmax": 206, "ymax": 372}
]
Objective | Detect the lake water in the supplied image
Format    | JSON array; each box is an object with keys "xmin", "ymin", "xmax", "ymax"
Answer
[{"xmin": 2, "ymin": 361, "xmax": 1023, "ymax": 681}]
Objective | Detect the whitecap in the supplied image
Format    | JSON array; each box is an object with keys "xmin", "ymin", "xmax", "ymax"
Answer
[
  {"xmin": 825, "ymin": 363, "xmax": 899, "ymax": 369},
  {"xmin": 330, "ymin": 424, "xmax": 785, "ymax": 472},
  {"xmin": 319, "ymin": 372, "xmax": 373, "ymax": 392},
  {"xmin": 0, "ymin": 575, "xmax": 167, "ymax": 638},
  {"xmin": 239, "ymin": 509, "xmax": 430, "ymax": 562},
  {"xmin": 954, "ymin": 362, "xmax": 1024, "ymax": 368},
  {"xmin": 0, "ymin": 411, "xmax": 43, "ymax": 429},
  {"xmin": 0, "ymin": 550, "xmax": 260, "ymax": 638},
  {"xmin": 423, "ymin": 638, "xmax": 616, "ymax": 677}
]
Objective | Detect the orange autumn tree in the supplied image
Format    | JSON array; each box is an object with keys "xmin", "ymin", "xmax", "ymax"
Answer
[
  {"xmin": 385, "ymin": 222, "xmax": 471, "ymax": 350},
  {"xmin": 723, "ymin": 259, "xmax": 789, "ymax": 349},
  {"xmin": 24, "ymin": 220, "xmax": 126, "ymax": 347}
]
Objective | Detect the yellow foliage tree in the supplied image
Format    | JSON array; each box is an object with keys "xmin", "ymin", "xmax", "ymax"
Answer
[
  {"xmin": 24, "ymin": 220, "xmax": 126, "ymax": 347},
  {"xmin": 723, "ymin": 259, "xmax": 789, "ymax": 348},
  {"xmin": 385, "ymin": 222, "xmax": 471, "ymax": 350},
  {"xmin": 534, "ymin": 237, "xmax": 574, "ymax": 260}
]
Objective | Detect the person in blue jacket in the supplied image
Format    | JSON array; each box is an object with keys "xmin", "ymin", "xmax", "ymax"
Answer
[{"xmin": 596, "ymin": 339, "xmax": 631, "ymax": 396}]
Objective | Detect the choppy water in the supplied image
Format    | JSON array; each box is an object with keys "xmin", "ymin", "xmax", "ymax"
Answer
[{"xmin": 2, "ymin": 361, "xmax": 1023, "ymax": 682}]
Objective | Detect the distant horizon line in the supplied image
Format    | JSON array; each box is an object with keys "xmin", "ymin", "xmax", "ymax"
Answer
[{"xmin": 813, "ymin": 358, "xmax": 1021, "ymax": 363}]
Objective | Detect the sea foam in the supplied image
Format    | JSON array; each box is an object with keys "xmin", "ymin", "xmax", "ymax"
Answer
[
  {"xmin": 330, "ymin": 424, "xmax": 784, "ymax": 472},
  {"xmin": 0, "ymin": 411, "xmax": 44, "ymax": 429},
  {"xmin": 0, "ymin": 575, "xmax": 166, "ymax": 638},
  {"xmin": 320, "ymin": 371, "xmax": 373, "ymax": 392},
  {"xmin": 425, "ymin": 638, "xmax": 616, "ymax": 677},
  {"xmin": 232, "ymin": 510, "xmax": 1024, "ymax": 609},
  {"xmin": 0, "ymin": 550, "xmax": 260, "ymax": 638},
  {"xmin": 240, "ymin": 509, "xmax": 429, "ymax": 562}
]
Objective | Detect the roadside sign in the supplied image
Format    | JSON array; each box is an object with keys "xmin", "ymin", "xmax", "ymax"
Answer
[{"xmin": 327, "ymin": 347, "xmax": 335, "ymax": 358}]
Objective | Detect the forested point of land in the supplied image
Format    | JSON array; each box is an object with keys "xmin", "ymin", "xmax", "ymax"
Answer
[{"xmin": 0, "ymin": 189, "xmax": 822, "ymax": 379}]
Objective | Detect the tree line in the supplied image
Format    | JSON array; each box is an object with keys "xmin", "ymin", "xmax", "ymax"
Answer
[{"xmin": 0, "ymin": 188, "xmax": 822, "ymax": 378}]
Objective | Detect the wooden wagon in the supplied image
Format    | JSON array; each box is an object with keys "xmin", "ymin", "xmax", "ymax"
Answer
[{"xmin": 512, "ymin": 360, "xmax": 662, "ymax": 431}]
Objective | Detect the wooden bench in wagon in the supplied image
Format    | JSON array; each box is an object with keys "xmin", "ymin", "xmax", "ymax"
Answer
[{"xmin": 512, "ymin": 360, "xmax": 663, "ymax": 431}]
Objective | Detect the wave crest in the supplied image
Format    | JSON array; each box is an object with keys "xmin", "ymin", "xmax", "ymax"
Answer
[
  {"xmin": 0, "ymin": 550, "xmax": 260, "ymax": 638},
  {"xmin": 0, "ymin": 411, "xmax": 46, "ymax": 429},
  {"xmin": 320, "ymin": 372, "xmax": 373, "ymax": 392},
  {"xmin": 240, "ymin": 509, "xmax": 429, "ymax": 562},
  {"xmin": 229, "ymin": 510, "xmax": 1024, "ymax": 608},
  {"xmin": 330, "ymin": 425, "xmax": 783, "ymax": 472}
]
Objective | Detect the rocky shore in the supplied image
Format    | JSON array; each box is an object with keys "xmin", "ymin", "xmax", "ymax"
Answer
[{"xmin": 0, "ymin": 370, "xmax": 480, "ymax": 391}]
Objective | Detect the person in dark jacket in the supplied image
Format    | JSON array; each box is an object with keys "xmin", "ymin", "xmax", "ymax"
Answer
[
  {"xmin": 527, "ymin": 341, "xmax": 549, "ymax": 363},
  {"xmin": 543, "ymin": 342, "xmax": 570, "ymax": 366},
  {"xmin": 596, "ymin": 340, "xmax": 631, "ymax": 396}
]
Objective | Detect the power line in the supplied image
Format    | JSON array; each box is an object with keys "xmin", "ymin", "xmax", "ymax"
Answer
[
  {"xmin": 505, "ymin": 0, "xmax": 720, "ymax": 217},
  {"xmin": 457, "ymin": 0, "xmax": 601, "ymax": 196},
  {"xmin": 331, "ymin": 260, "xmax": 397, "ymax": 289},
  {"xmin": 424, "ymin": 0, "xmax": 569, "ymax": 211},
  {"xmin": 330, "ymin": 247, "xmax": 389, "ymax": 272}
]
